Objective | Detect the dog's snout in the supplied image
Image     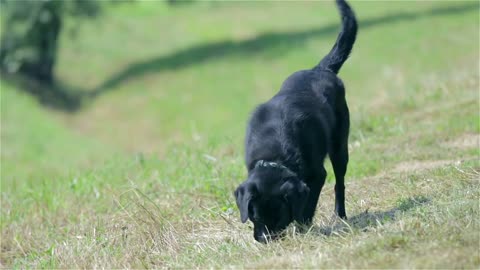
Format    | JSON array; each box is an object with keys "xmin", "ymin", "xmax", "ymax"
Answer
[
  {"xmin": 254, "ymin": 227, "xmax": 281, "ymax": 243},
  {"xmin": 254, "ymin": 232, "xmax": 272, "ymax": 244}
]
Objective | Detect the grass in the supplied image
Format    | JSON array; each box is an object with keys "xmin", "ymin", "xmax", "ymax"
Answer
[{"xmin": 1, "ymin": 0, "xmax": 479, "ymax": 268}]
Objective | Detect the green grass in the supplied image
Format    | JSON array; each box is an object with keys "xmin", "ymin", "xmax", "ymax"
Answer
[{"xmin": 1, "ymin": 1, "xmax": 479, "ymax": 268}]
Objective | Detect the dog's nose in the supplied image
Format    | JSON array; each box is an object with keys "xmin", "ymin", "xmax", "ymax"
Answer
[
  {"xmin": 254, "ymin": 233, "xmax": 269, "ymax": 244},
  {"xmin": 254, "ymin": 231, "xmax": 279, "ymax": 243}
]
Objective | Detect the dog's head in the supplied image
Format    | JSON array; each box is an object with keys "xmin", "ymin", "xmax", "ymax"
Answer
[{"xmin": 234, "ymin": 166, "xmax": 309, "ymax": 243}]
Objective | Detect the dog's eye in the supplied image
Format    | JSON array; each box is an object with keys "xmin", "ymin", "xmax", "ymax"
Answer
[{"xmin": 251, "ymin": 214, "xmax": 265, "ymax": 224}]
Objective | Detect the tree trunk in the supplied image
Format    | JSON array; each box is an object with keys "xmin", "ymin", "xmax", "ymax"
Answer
[{"xmin": 0, "ymin": 1, "xmax": 62, "ymax": 85}]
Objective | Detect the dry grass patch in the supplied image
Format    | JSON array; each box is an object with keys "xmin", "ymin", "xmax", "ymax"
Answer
[
  {"xmin": 443, "ymin": 133, "xmax": 479, "ymax": 150},
  {"xmin": 8, "ymin": 159, "xmax": 474, "ymax": 268}
]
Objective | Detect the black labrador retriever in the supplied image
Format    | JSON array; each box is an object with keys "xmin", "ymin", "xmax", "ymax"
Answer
[{"xmin": 234, "ymin": 0, "xmax": 358, "ymax": 243}]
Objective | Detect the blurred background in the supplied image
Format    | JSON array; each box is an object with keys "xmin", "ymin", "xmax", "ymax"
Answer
[
  {"xmin": 0, "ymin": 0, "xmax": 478, "ymax": 268},
  {"xmin": 1, "ymin": 0, "xmax": 477, "ymax": 152}
]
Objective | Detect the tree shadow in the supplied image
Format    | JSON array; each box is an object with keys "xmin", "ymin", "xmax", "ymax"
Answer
[
  {"xmin": 90, "ymin": 2, "xmax": 478, "ymax": 97},
  {"xmin": 1, "ymin": 73, "xmax": 84, "ymax": 112},
  {"xmin": 3, "ymin": 2, "xmax": 477, "ymax": 112},
  {"xmin": 312, "ymin": 195, "xmax": 430, "ymax": 237}
]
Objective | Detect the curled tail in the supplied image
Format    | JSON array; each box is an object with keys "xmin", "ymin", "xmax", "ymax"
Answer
[{"xmin": 315, "ymin": 0, "xmax": 358, "ymax": 74}]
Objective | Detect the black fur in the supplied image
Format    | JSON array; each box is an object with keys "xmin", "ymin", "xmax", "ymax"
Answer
[{"xmin": 234, "ymin": 0, "xmax": 358, "ymax": 243}]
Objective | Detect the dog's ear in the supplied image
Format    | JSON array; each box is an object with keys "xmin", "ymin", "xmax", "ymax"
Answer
[
  {"xmin": 280, "ymin": 179, "xmax": 310, "ymax": 223},
  {"xmin": 234, "ymin": 182, "xmax": 256, "ymax": 223}
]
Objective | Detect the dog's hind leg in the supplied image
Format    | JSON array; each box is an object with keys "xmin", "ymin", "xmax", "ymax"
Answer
[
  {"xmin": 330, "ymin": 146, "xmax": 348, "ymax": 219},
  {"xmin": 330, "ymin": 110, "xmax": 350, "ymax": 219}
]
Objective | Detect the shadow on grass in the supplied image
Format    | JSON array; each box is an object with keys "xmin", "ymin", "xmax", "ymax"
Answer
[
  {"xmin": 313, "ymin": 195, "xmax": 430, "ymax": 236},
  {"xmin": 90, "ymin": 3, "xmax": 478, "ymax": 97},
  {"xmin": 3, "ymin": 2, "xmax": 478, "ymax": 112},
  {"xmin": 1, "ymin": 73, "xmax": 84, "ymax": 112}
]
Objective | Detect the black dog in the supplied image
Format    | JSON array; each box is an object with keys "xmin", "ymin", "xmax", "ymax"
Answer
[{"xmin": 234, "ymin": 0, "xmax": 358, "ymax": 243}]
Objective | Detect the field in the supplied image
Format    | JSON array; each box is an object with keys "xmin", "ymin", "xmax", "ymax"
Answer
[{"xmin": 1, "ymin": 1, "xmax": 479, "ymax": 268}]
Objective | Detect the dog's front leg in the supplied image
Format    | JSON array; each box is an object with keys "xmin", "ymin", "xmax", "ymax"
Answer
[{"xmin": 301, "ymin": 168, "xmax": 326, "ymax": 226}]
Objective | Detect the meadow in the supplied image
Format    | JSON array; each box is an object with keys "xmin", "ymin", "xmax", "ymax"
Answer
[{"xmin": 1, "ymin": 1, "xmax": 479, "ymax": 268}]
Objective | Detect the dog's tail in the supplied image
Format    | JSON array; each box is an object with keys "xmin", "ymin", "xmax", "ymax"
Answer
[{"xmin": 314, "ymin": 0, "xmax": 358, "ymax": 74}]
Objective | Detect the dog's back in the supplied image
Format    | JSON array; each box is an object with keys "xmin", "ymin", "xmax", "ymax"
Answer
[
  {"xmin": 245, "ymin": 0, "xmax": 357, "ymax": 171},
  {"xmin": 246, "ymin": 71, "xmax": 342, "ymax": 174}
]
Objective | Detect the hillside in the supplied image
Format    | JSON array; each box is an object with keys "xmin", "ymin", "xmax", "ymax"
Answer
[{"xmin": 1, "ymin": 1, "xmax": 479, "ymax": 268}]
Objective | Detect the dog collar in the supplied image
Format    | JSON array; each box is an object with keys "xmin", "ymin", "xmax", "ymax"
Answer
[{"xmin": 255, "ymin": 160, "xmax": 296, "ymax": 175}]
